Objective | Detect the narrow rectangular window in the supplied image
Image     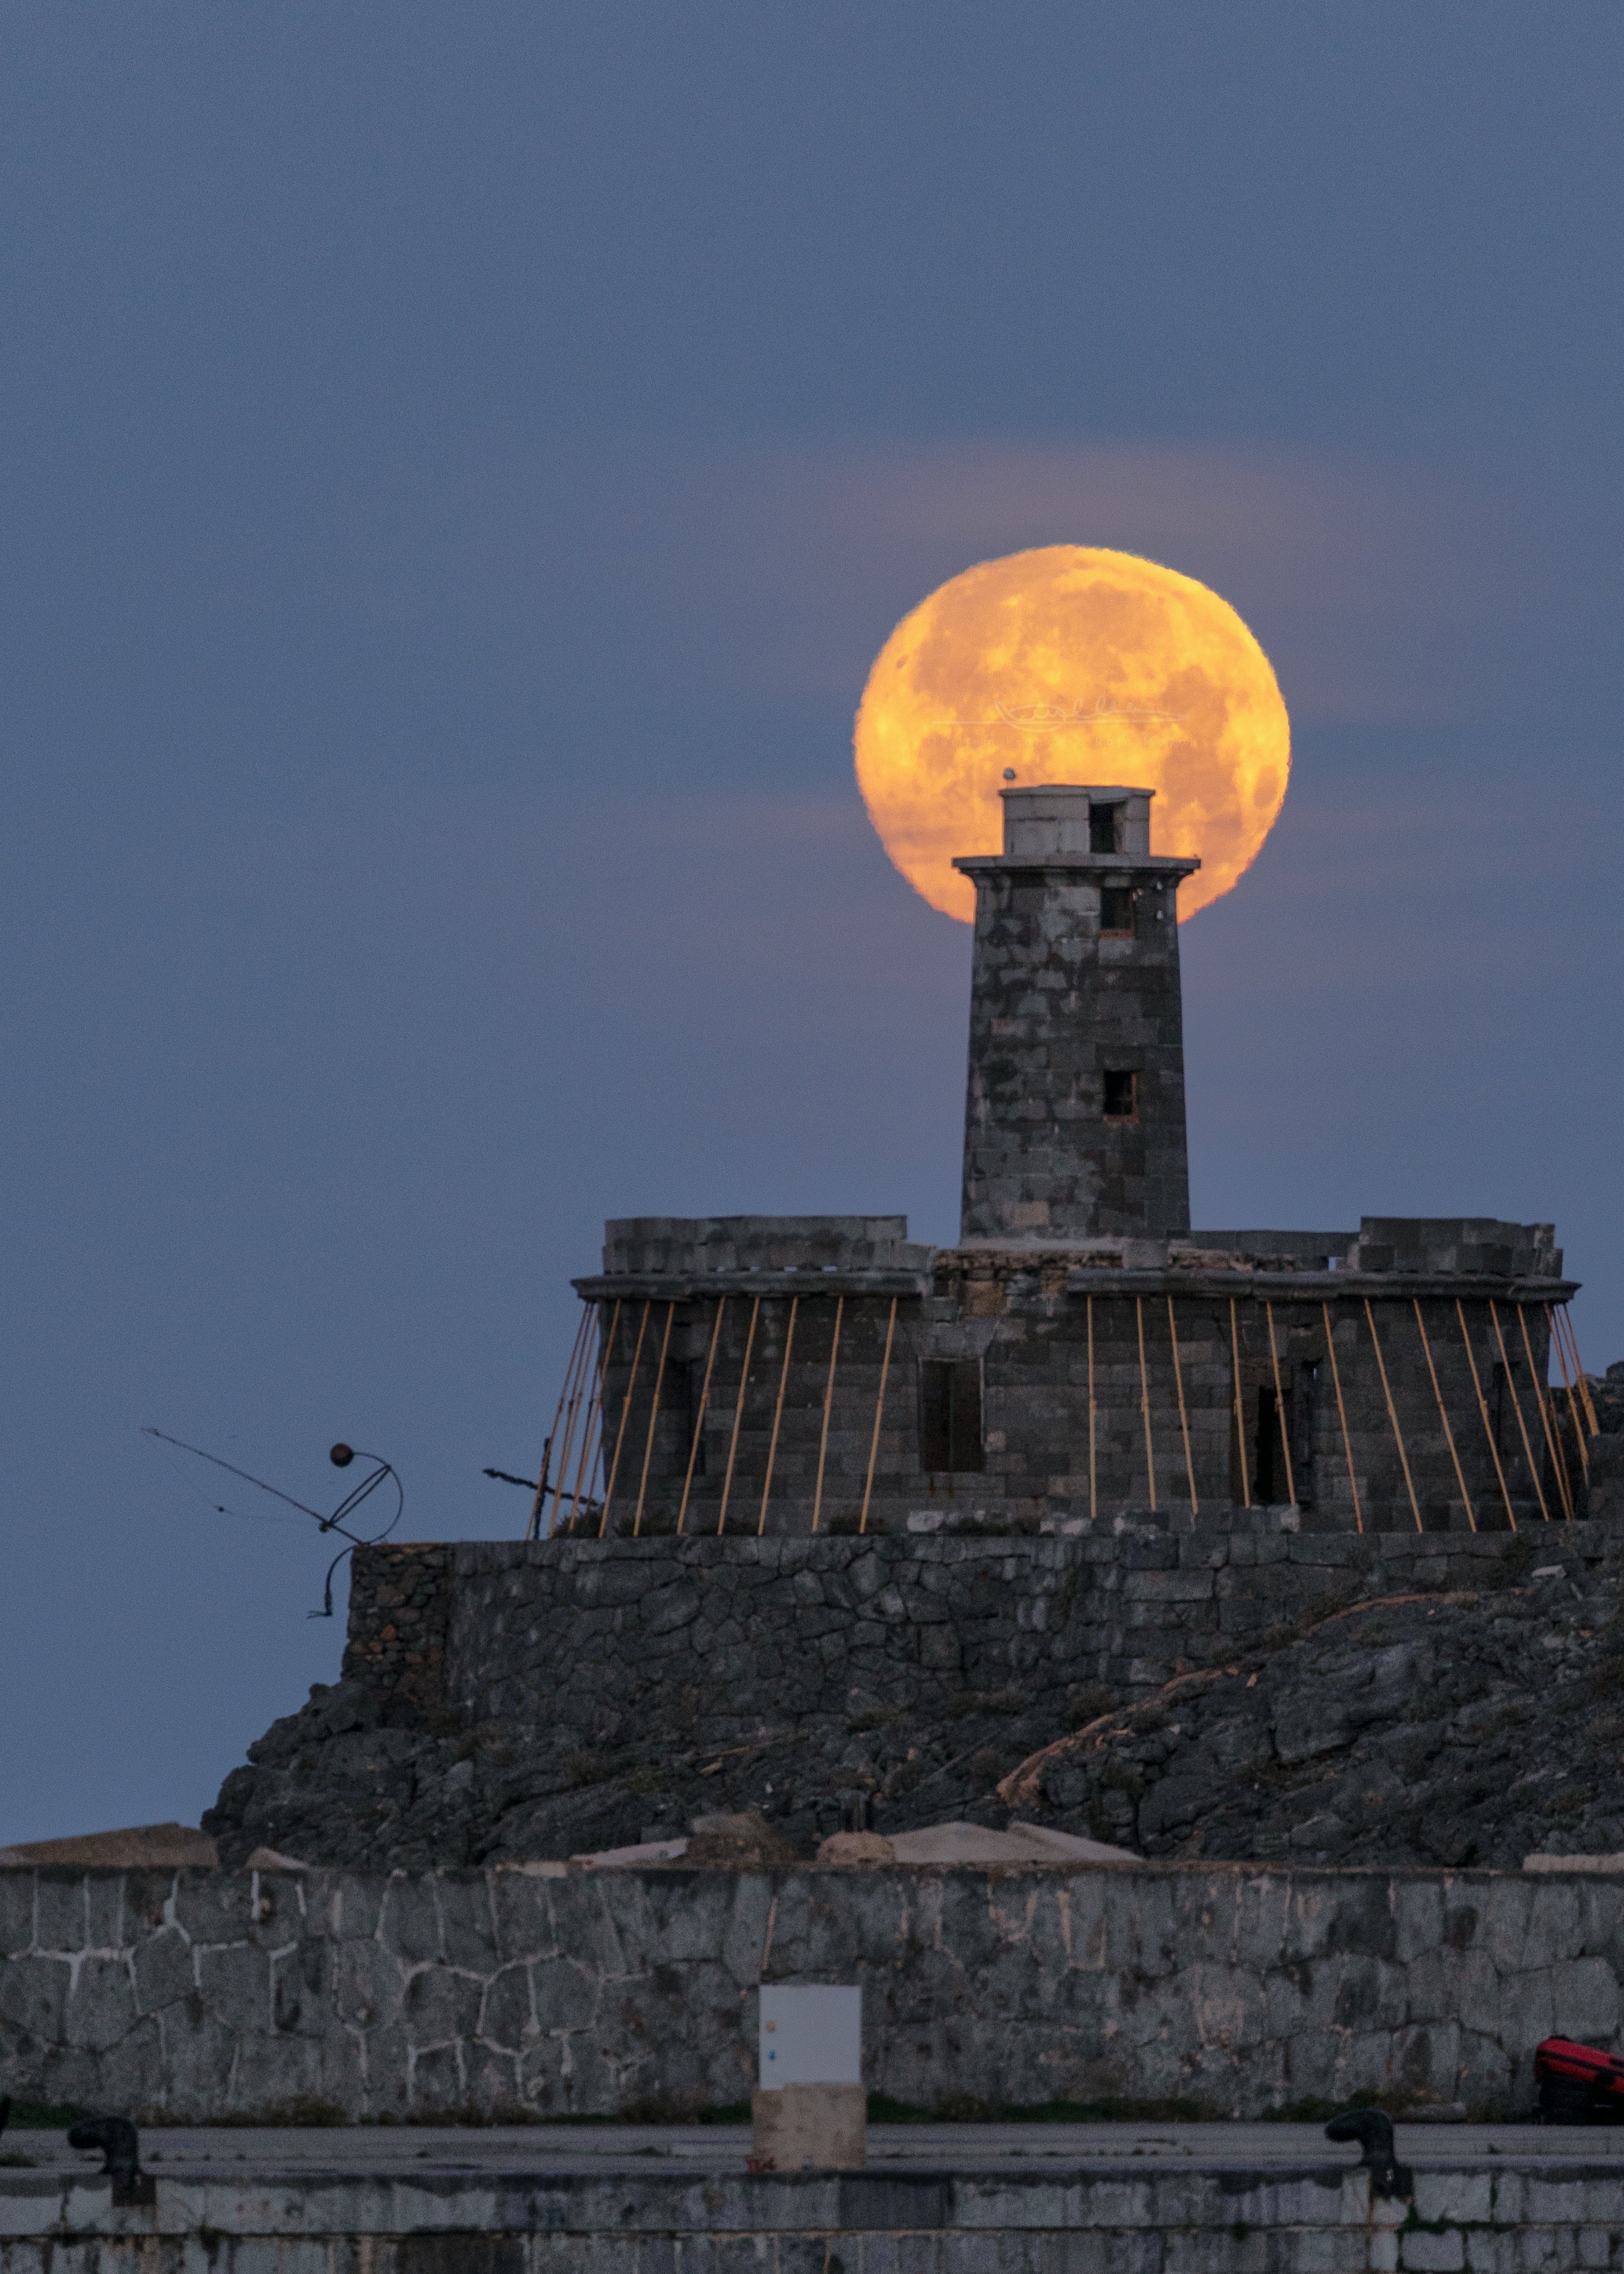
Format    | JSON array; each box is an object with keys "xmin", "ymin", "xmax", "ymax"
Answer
[
  {"xmin": 918, "ymin": 1359, "xmax": 984, "ymax": 1473},
  {"xmin": 1089, "ymin": 801, "xmax": 1122, "ymax": 854},
  {"xmin": 1100, "ymin": 886, "xmax": 1134, "ymax": 935},
  {"xmin": 1102, "ymin": 1069, "xmax": 1137, "ymax": 1120}
]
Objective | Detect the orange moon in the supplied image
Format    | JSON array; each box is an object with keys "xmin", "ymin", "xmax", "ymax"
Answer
[{"xmin": 853, "ymin": 546, "xmax": 1289, "ymax": 923}]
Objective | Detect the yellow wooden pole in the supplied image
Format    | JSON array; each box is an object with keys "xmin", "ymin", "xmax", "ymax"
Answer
[
  {"xmin": 758, "ymin": 1296, "xmax": 799, "ymax": 1536},
  {"xmin": 1320, "ymin": 1302, "xmax": 1362, "ymax": 1533},
  {"xmin": 1457, "ymin": 1299, "xmax": 1517, "ymax": 1532},
  {"xmin": 717, "ymin": 1296, "xmax": 761, "ymax": 1535},
  {"xmin": 632, "ymin": 1301, "xmax": 677, "ymax": 1537},
  {"xmin": 1490, "ymin": 1299, "xmax": 1551, "ymax": 1523},
  {"xmin": 1167, "ymin": 1296, "xmax": 1198, "ymax": 1515},
  {"xmin": 1519, "ymin": 1304, "xmax": 1574, "ymax": 1522},
  {"xmin": 1365, "ymin": 1299, "xmax": 1422, "ymax": 1531},
  {"xmin": 566, "ymin": 1297, "xmax": 618, "ymax": 1530},
  {"xmin": 1556, "ymin": 1304, "xmax": 1600, "ymax": 1437},
  {"xmin": 1087, "ymin": 1294, "xmax": 1097, "ymax": 1527},
  {"xmin": 1547, "ymin": 1304, "xmax": 1590, "ymax": 1483},
  {"xmin": 1412, "ymin": 1298, "xmax": 1475, "ymax": 1532},
  {"xmin": 1264, "ymin": 1302, "xmax": 1296, "ymax": 1509},
  {"xmin": 1135, "ymin": 1297, "xmax": 1157, "ymax": 1512},
  {"xmin": 598, "ymin": 1299, "xmax": 647, "ymax": 1536},
  {"xmin": 1230, "ymin": 1297, "xmax": 1250, "ymax": 1509},
  {"xmin": 812, "ymin": 1296, "xmax": 844, "ymax": 1534},
  {"xmin": 530, "ymin": 1304, "xmax": 590, "ymax": 1540},
  {"xmin": 676, "ymin": 1297, "xmax": 726, "ymax": 1535},
  {"xmin": 547, "ymin": 1306, "xmax": 595, "ymax": 1538},
  {"xmin": 859, "ymin": 1296, "xmax": 898, "ymax": 1536}
]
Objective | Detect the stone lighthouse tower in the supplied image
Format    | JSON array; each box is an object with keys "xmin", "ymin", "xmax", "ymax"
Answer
[{"xmin": 955, "ymin": 783, "xmax": 1200, "ymax": 1242}]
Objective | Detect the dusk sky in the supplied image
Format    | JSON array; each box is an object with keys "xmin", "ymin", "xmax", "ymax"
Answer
[{"xmin": 4, "ymin": 5, "xmax": 1621, "ymax": 1845}]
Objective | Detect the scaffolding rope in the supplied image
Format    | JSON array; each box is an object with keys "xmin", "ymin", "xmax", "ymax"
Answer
[
  {"xmin": 1320, "ymin": 1300, "xmax": 1362, "ymax": 1534},
  {"xmin": 717, "ymin": 1296, "xmax": 761, "ymax": 1535},
  {"xmin": 546, "ymin": 1305, "xmax": 595, "ymax": 1540},
  {"xmin": 758, "ymin": 1295, "xmax": 799, "ymax": 1536},
  {"xmin": 1365, "ymin": 1298, "xmax": 1422, "ymax": 1531},
  {"xmin": 811, "ymin": 1295, "xmax": 844, "ymax": 1534},
  {"xmin": 1548, "ymin": 1304, "xmax": 1590, "ymax": 1485},
  {"xmin": 859, "ymin": 1296, "xmax": 898, "ymax": 1535},
  {"xmin": 676, "ymin": 1297, "xmax": 726, "ymax": 1535},
  {"xmin": 599, "ymin": 1299, "xmax": 647, "ymax": 1535},
  {"xmin": 1490, "ymin": 1299, "xmax": 1551, "ymax": 1523},
  {"xmin": 1167, "ymin": 1296, "xmax": 1198, "ymax": 1514},
  {"xmin": 1519, "ymin": 1304, "xmax": 1573, "ymax": 1522},
  {"xmin": 1229, "ymin": 1297, "xmax": 1250, "ymax": 1510},
  {"xmin": 1413, "ymin": 1298, "xmax": 1475, "ymax": 1533},
  {"xmin": 1456, "ymin": 1299, "xmax": 1517, "ymax": 1532},
  {"xmin": 529, "ymin": 1304, "xmax": 591, "ymax": 1541},
  {"xmin": 632, "ymin": 1300, "xmax": 676, "ymax": 1537},
  {"xmin": 567, "ymin": 1302, "xmax": 614, "ymax": 1532},
  {"xmin": 1265, "ymin": 1301, "xmax": 1296, "ymax": 1510}
]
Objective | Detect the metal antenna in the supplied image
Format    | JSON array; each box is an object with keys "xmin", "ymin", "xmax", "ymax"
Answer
[{"xmin": 143, "ymin": 1430, "xmax": 403, "ymax": 1617}]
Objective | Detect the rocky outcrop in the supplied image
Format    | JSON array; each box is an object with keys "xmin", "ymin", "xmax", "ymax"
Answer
[{"xmin": 206, "ymin": 1375, "xmax": 1624, "ymax": 1875}]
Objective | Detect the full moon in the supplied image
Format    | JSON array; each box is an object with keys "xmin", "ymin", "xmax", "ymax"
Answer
[{"xmin": 853, "ymin": 546, "xmax": 1289, "ymax": 923}]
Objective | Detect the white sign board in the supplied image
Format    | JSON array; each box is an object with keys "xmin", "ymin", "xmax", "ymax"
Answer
[{"xmin": 758, "ymin": 1984, "xmax": 863, "ymax": 2087}]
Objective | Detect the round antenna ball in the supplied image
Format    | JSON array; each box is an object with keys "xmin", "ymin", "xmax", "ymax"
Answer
[{"xmin": 329, "ymin": 1443, "xmax": 355, "ymax": 1468}]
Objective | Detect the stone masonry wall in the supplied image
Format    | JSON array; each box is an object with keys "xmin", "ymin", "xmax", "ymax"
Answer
[
  {"xmin": 3, "ymin": 1857, "xmax": 1622, "ymax": 2122},
  {"xmin": 343, "ymin": 1521, "xmax": 1618, "ymax": 1740}
]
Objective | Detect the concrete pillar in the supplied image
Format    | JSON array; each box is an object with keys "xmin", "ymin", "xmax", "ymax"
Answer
[{"xmin": 956, "ymin": 784, "xmax": 1200, "ymax": 1243}]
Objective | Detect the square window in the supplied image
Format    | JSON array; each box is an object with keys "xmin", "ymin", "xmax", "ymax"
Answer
[
  {"xmin": 1102, "ymin": 1069, "xmax": 1137, "ymax": 1119},
  {"xmin": 1089, "ymin": 802, "xmax": 1122, "ymax": 854},
  {"xmin": 1100, "ymin": 886, "xmax": 1134, "ymax": 935}
]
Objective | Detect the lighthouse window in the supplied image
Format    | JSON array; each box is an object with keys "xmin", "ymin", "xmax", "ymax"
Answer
[
  {"xmin": 1100, "ymin": 887, "xmax": 1134, "ymax": 935},
  {"xmin": 1102, "ymin": 1069, "xmax": 1137, "ymax": 1120},
  {"xmin": 1089, "ymin": 802, "xmax": 1123, "ymax": 854}
]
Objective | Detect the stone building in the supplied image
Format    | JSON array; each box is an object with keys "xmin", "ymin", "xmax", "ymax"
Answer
[{"xmin": 546, "ymin": 784, "xmax": 1590, "ymax": 1543}]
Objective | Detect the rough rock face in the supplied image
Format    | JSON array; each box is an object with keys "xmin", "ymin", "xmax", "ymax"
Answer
[{"xmin": 205, "ymin": 1375, "xmax": 1624, "ymax": 1874}]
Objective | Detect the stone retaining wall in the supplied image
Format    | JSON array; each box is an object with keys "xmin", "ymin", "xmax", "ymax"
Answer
[
  {"xmin": 344, "ymin": 1522, "xmax": 1620, "ymax": 1735},
  {"xmin": 8, "ymin": 2151, "xmax": 1624, "ymax": 2274},
  {"xmin": 3, "ymin": 1858, "xmax": 1622, "ymax": 2123}
]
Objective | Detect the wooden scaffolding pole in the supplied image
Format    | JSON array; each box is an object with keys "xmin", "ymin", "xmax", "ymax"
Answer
[
  {"xmin": 1229, "ymin": 1297, "xmax": 1250, "ymax": 1510},
  {"xmin": 1264, "ymin": 1301, "xmax": 1296, "ymax": 1510},
  {"xmin": 1457, "ymin": 1299, "xmax": 1518, "ymax": 1532},
  {"xmin": 1547, "ymin": 1304, "xmax": 1590, "ymax": 1484},
  {"xmin": 1519, "ymin": 1304, "xmax": 1574, "ymax": 1522},
  {"xmin": 1087, "ymin": 1294, "xmax": 1098, "ymax": 1527},
  {"xmin": 1557, "ymin": 1305, "xmax": 1600, "ymax": 1436},
  {"xmin": 717, "ymin": 1296, "xmax": 761, "ymax": 1535},
  {"xmin": 859, "ymin": 1296, "xmax": 898, "ymax": 1536},
  {"xmin": 598, "ymin": 1299, "xmax": 647, "ymax": 1536},
  {"xmin": 567, "ymin": 1299, "xmax": 617, "ymax": 1531},
  {"xmin": 546, "ymin": 1306, "xmax": 596, "ymax": 1540},
  {"xmin": 1167, "ymin": 1296, "xmax": 1198, "ymax": 1514},
  {"xmin": 529, "ymin": 1304, "xmax": 590, "ymax": 1541},
  {"xmin": 758, "ymin": 1296, "xmax": 799, "ymax": 1536},
  {"xmin": 1413, "ymin": 1298, "xmax": 1475, "ymax": 1533},
  {"xmin": 1364, "ymin": 1299, "xmax": 1422, "ymax": 1532},
  {"xmin": 811, "ymin": 1296, "xmax": 844, "ymax": 1534},
  {"xmin": 676, "ymin": 1297, "xmax": 726, "ymax": 1536},
  {"xmin": 1135, "ymin": 1297, "xmax": 1157, "ymax": 1512},
  {"xmin": 632, "ymin": 1301, "xmax": 676, "ymax": 1537},
  {"xmin": 1320, "ymin": 1301, "xmax": 1362, "ymax": 1534},
  {"xmin": 1490, "ymin": 1299, "xmax": 1551, "ymax": 1523}
]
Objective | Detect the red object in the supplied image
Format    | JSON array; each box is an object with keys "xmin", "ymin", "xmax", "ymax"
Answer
[{"xmin": 1536, "ymin": 2039, "xmax": 1624, "ymax": 2099}]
